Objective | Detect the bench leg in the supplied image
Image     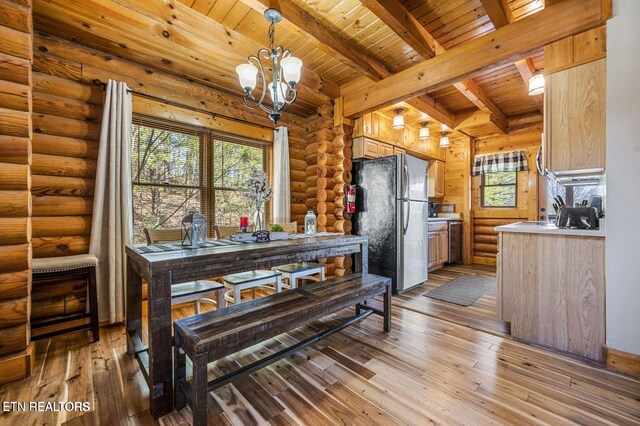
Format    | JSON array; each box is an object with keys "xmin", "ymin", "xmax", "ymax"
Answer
[
  {"xmin": 383, "ymin": 284, "xmax": 392, "ymax": 332},
  {"xmin": 192, "ymin": 354, "xmax": 208, "ymax": 426},
  {"xmin": 174, "ymin": 334, "xmax": 187, "ymax": 410}
]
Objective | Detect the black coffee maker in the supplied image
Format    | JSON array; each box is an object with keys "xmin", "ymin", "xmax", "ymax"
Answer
[{"xmin": 428, "ymin": 202, "xmax": 439, "ymax": 218}]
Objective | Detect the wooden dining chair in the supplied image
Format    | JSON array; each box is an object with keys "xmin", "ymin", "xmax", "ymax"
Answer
[
  {"xmin": 144, "ymin": 228, "xmax": 225, "ymax": 313},
  {"xmin": 215, "ymin": 225, "xmax": 239, "ymax": 239},
  {"xmin": 214, "ymin": 225, "xmax": 283, "ymax": 304},
  {"xmin": 270, "ymin": 221, "xmax": 326, "ymax": 289}
]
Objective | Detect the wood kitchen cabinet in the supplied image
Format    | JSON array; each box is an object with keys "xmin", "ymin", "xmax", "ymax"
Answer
[
  {"xmin": 427, "ymin": 232, "xmax": 438, "ymax": 268},
  {"xmin": 353, "ymin": 136, "xmax": 396, "ymax": 159},
  {"xmin": 428, "ymin": 160, "xmax": 445, "ymax": 197},
  {"xmin": 497, "ymin": 231, "xmax": 605, "ymax": 361},
  {"xmin": 428, "ymin": 221, "xmax": 448, "ymax": 270},
  {"xmin": 544, "ymin": 57, "xmax": 606, "ymax": 174}
]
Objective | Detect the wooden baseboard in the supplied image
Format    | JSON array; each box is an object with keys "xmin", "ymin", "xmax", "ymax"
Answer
[
  {"xmin": 606, "ymin": 347, "xmax": 640, "ymax": 380},
  {"xmin": 0, "ymin": 343, "xmax": 35, "ymax": 385}
]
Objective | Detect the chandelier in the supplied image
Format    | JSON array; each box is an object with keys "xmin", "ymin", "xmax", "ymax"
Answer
[{"xmin": 235, "ymin": 7, "xmax": 302, "ymax": 124}]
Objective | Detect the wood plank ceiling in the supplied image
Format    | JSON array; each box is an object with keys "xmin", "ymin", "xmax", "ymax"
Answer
[{"xmin": 33, "ymin": 0, "xmax": 546, "ymax": 135}]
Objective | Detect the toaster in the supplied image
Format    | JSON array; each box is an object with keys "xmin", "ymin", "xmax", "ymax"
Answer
[{"xmin": 555, "ymin": 207, "xmax": 600, "ymax": 229}]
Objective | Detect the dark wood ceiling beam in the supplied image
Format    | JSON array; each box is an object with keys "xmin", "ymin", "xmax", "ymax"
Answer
[
  {"xmin": 342, "ymin": 0, "xmax": 610, "ymax": 117},
  {"xmin": 361, "ymin": 0, "xmax": 508, "ymax": 132}
]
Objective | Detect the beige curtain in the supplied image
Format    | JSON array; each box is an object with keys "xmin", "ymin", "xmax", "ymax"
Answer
[
  {"xmin": 90, "ymin": 80, "xmax": 133, "ymax": 324},
  {"xmin": 272, "ymin": 126, "xmax": 290, "ymax": 224}
]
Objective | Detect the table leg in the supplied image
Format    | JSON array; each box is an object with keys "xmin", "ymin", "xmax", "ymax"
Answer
[
  {"xmin": 383, "ymin": 283, "xmax": 392, "ymax": 332},
  {"xmin": 354, "ymin": 241, "xmax": 368, "ymax": 274},
  {"xmin": 126, "ymin": 261, "xmax": 142, "ymax": 354},
  {"xmin": 147, "ymin": 271, "xmax": 174, "ymax": 418}
]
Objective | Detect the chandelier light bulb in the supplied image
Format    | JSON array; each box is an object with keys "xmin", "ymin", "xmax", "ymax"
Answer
[
  {"xmin": 235, "ymin": 63, "xmax": 258, "ymax": 94},
  {"xmin": 393, "ymin": 109, "xmax": 405, "ymax": 130},
  {"xmin": 280, "ymin": 56, "xmax": 303, "ymax": 87}
]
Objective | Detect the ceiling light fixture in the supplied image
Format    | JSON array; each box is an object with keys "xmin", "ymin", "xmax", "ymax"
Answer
[
  {"xmin": 419, "ymin": 122, "xmax": 430, "ymax": 140},
  {"xmin": 235, "ymin": 5, "xmax": 302, "ymax": 124},
  {"xmin": 439, "ymin": 131, "xmax": 450, "ymax": 148},
  {"xmin": 392, "ymin": 109, "xmax": 405, "ymax": 130},
  {"xmin": 528, "ymin": 70, "xmax": 544, "ymax": 96}
]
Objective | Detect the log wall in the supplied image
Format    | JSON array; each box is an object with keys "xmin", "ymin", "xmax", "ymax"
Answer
[
  {"xmin": 29, "ymin": 32, "xmax": 309, "ymax": 319},
  {"xmin": 304, "ymin": 104, "xmax": 354, "ymax": 277},
  {"xmin": 0, "ymin": 0, "xmax": 35, "ymax": 385}
]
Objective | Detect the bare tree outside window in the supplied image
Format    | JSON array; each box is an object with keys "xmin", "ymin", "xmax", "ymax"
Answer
[{"xmin": 130, "ymin": 118, "xmax": 267, "ymax": 243}]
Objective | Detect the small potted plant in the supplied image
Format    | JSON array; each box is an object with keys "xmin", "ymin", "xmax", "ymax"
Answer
[{"xmin": 269, "ymin": 224, "xmax": 288, "ymax": 241}]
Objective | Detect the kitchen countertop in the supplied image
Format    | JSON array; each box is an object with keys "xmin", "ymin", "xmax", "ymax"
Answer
[
  {"xmin": 495, "ymin": 221, "xmax": 605, "ymax": 237},
  {"xmin": 428, "ymin": 217, "xmax": 462, "ymax": 222}
]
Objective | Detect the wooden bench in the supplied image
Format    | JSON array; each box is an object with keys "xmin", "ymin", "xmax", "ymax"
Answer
[{"xmin": 173, "ymin": 272, "xmax": 392, "ymax": 425}]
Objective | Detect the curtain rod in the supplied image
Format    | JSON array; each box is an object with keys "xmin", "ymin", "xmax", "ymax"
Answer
[{"xmin": 92, "ymin": 79, "xmax": 279, "ymax": 132}]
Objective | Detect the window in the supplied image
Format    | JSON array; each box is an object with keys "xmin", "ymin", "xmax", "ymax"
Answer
[
  {"xmin": 131, "ymin": 116, "xmax": 268, "ymax": 243},
  {"xmin": 481, "ymin": 171, "xmax": 517, "ymax": 208}
]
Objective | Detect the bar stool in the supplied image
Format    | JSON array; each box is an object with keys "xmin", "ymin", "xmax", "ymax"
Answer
[
  {"xmin": 270, "ymin": 222, "xmax": 326, "ymax": 289},
  {"xmin": 222, "ymin": 270, "xmax": 283, "ymax": 305},
  {"xmin": 272, "ymin": 262, "xmax": 326, "ymax": 289},
  {"xmin": 144, "ymin": 228, "xmax": 226, "ymax": 314},
  {"xmin": 31, "ymin": 254, "xmax": 100, "ymax": 342}
]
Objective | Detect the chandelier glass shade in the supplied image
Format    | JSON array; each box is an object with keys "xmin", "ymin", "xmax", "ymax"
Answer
[{"xmin": 235, "ymin": 8, "xmax": 302, "ymax": 124}]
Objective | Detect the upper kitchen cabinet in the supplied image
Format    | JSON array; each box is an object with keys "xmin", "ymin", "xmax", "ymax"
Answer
[
  {"xmin": 543, "ymin": 27, "xmax": 607, "ymax": 175},
  {"xmin": 352, "ymin": 112, "xmax": 445, "ymax": 161},
  {"xmin": 428, "ymin": 160, "xmax": 445, "ymax": 198}
]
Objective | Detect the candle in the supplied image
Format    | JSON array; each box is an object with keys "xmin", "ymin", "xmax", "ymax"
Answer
[{"xmin": 240, "ymin": 216, "xmax": 249, "ymax": 232}]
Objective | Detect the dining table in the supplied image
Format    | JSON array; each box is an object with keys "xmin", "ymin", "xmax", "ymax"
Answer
[{"xmin": 124, "ymin": 233, "xmax": 369, "ymax": 418}]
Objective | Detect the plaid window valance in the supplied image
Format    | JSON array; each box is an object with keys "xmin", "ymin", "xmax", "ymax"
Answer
[{"xmin": 472, "ymin": 150, "xmax": 529, "ymax": 176}]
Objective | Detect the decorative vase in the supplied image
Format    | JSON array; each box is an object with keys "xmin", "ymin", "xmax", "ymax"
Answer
[{"xmin": 253, "ymin": 208, "xmax": 265, "ymax": 232}]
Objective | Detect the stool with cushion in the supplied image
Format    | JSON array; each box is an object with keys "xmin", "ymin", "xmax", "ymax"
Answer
[
  {"xmin": 144, "ymin": 228, "xmax": 225, "ymax": 314},
  {"xmin": 32, "ymin": 254, "xmax": 100, "ymax": 342}
]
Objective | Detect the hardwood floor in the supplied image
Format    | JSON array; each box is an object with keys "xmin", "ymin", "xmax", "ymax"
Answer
[
  {"xmin": 396, "ymin": 264, "xmax": 510, "ymax": 336},
  {"xmin": 1, "ymin": 273, "xmax": 640, "ymax": 425}
]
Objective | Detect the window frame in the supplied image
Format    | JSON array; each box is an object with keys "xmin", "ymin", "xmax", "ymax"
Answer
[
  {"xmin": 131, "ymin": 114, "xmax": 270, "ymax": 241},
  {"xmin": 480, "ymin": 171, "xmax": 518, "ymax": 208}
]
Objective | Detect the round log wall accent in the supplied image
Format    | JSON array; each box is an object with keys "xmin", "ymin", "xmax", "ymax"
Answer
[{"xmin": 305, "ymin": 104, "xmax": 353, "ymax": 277}]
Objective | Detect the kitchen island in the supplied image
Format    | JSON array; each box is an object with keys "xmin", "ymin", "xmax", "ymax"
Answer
[{"xmin": 496, "ymin": 222, "xmax": 605, "ymax": 362}]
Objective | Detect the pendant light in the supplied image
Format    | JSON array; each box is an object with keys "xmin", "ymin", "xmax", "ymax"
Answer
[
  {"xmin": 419, "ymin": 122, "xmax": 430, "ymax": 140},
  {"xmin": 392, "ymin": 109, "xmax": 405, "ymax": 130},
  {"xmin": 439, "ymin": 131, "xmax": 450, "ymax": 148},
  {"xmin": 528, "ymin": 70, "xmax": 544, "ymax": 96}
]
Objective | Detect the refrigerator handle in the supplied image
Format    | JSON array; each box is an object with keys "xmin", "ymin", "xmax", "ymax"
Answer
[
  {"xmin": 403, "ymin": 163, "xmax": 409, "ymax": 199},
  {"xmin": 403, "ymin": 200, "xmax": 410, "ymax": 235}
]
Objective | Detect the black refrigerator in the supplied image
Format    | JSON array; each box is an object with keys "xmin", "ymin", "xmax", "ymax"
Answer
[{"xmin": 352, "ymin": 153, "xmax": 429, "ymax": 294}]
